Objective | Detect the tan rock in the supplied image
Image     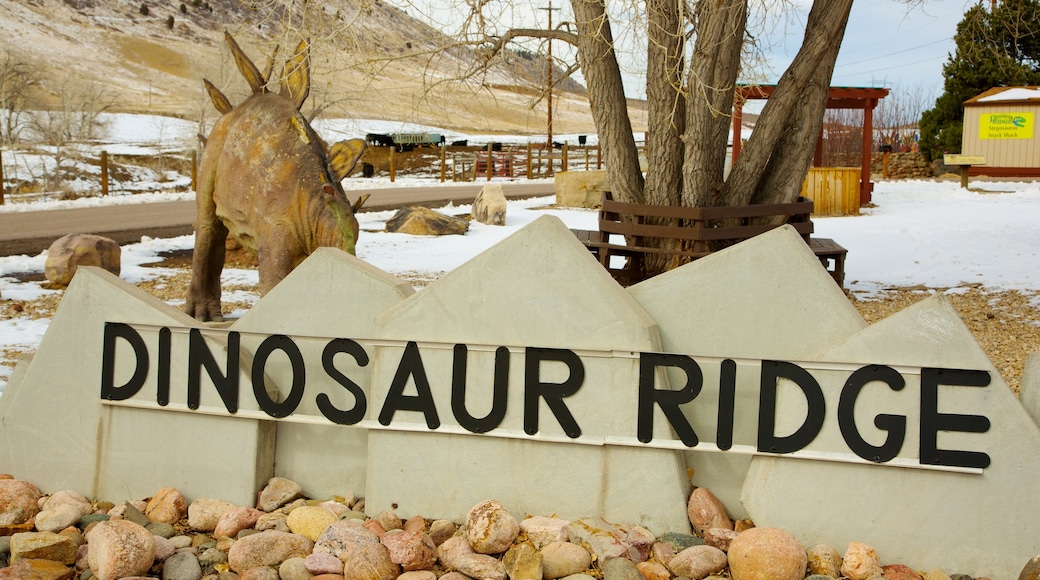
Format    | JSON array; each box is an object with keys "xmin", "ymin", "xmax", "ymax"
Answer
[
  {"xmin": 540, "ymin": 541, "xmax": 592, "ymax": 579},
  {"xmin": 686, "ymin": 488, "xmax": 733, "ymax": 536},
  {"xmin": 44, "ymin": 233, "xmax": 120, "ymax": 287},
  {"xmin": 841, "ymin": 541, "xmax": 883, "ymax": 580},
  {"xmin": 427, "ymin": 520, "xmax": 456, "ymax": 547},
  {"xmin": 342, "ymin": 542, "xmax": 400, "ymax": 580},
  {"xmin": 519, "ymin": 516, "xmax": 569, "ymax": 550},
  {"xmin": 144, "ymin": 487, "xmax": 187, "ymax": 525},
  {"xmin": 10, "ymin": 532, "xmax": 78, "ymax": 564},
  {"xmin": 727, "ymin": 527, "xmax": 806, "ymax": 580},
  {"xmin": 85, "ymin": 519, "xmax": 156, "ymax": 580},
  {"xmin": 465, "ymin": 499, "xmax": 519, "ymax": 554},
  {"xmin": 187, "ymin": 498, "xmax": 236, "ymax": 532},
  {"xmin": 258, "ymin": 477, "xmax": 303, "ymax": 512},
  {"xmin": 807, "ymin": 544, "xmax": 842, "ymax": 577},
  {"xmin": 227, "ymin": 530, "xmax": 313, "ymax": 572},
  {"xmin": 554, "ymin": 170, "xmax": 609, "ymax": 208},
  {"xmin": 636, "ymin": 560, "xmax": 671, "ymax": 580},
  {"xmin": 473, "ymin": 183, "xmax": 508, "ymax": 225},
  {"xmin": 666, "ymin": 545, "xmax": 728, "ymax": 580},
  {"xmin": 503, "ymin": 543, "xmax": 543, "ymax": 580},
  {"xmin": 385, "ymin": 206, "xmax": 469, "ymax": 236},
  {"xmin": 0, "ymin": 479, "xmax": 42, "ymax": 526},
  {"xmin": 286, "ymin": 505, "xmax": 337, "ymax": 542},
  {"xmin": 0, "ymin": 557, "xmax": 74, "ymax": 579},
  {"xmin": 214, "ymin": 506, "xmax": 263, "ymax": 539}
]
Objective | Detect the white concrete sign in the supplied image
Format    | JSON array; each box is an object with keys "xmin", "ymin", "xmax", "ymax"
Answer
[{"xmin": 1, "ymin": 220, "xmax": 1037, "ymax": 579}]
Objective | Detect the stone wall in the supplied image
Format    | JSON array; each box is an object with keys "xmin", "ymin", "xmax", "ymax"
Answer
[{"xmin": 870, "ymin": 152, "xmax": 934, "ymax": 179}]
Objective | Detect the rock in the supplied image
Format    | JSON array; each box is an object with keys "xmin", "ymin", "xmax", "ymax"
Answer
[
  {"xmin": 153, "ymin": 535, "xmax": 175, "ymax": 562},
  {"xmin": 363, "ymin": 519, "xmax": 387, "ymax": 538},
  {"xmin": 112, "ymin": 502, "xmax": 151, "ymax": 528},
  {"xmin": 473, "ymin": 183, "xmax": 508, "ymax": 225},
  {"xmin": 314, "ymin": 520, "xmax": 380, "ymax": 561},
  {"xmin": 636, "ymin": 560, "xmax": 670, "ymax": 580},
  {"xmin": 649, "ymin": 541, "xmax": 677, "ymax": 566},
  {"xmin": 255, "ymin": 512, "xmax": 289, "ymax": 532},
  {"xmin": 436, "ymin": 536, "xmax": 474, "ymax": 570},
  {"xmin": 882, "ymin": 564, "xmax": 924, "ymax": 580},
  {"xmin": 398, "ymin": 572, "xmax": 436, "ymax": 580},
  {"xmin": 305, "ymin": 551, "xmax": 345, "ymax": 575},
  {"xmin": 686, "ymin": 489, "xmax": 732, "ymax": 536},
  {"xmin": 381, "ymin": 530, "xmax": 436, "ymax": 571},
  {"xmin": 540, "ymin": 541, "xmax": 592, "ymax": 579},
  {"xmin": 666, "ymin": 545, "xmax": 727, "ymax": 580},
  {"xmin": 227, "ymin": 530, "xmax": 313, "ymax": 572},
  {"xmin": 147, "ymin": 522, "xmax": 176, "ymax": 539},
  {"xmin": 187, "ymin": 499, "xmax": 236, "ymax": 533},
  {"xmin": 402, "ymin": 516, "xmax": 426, "ymax": 533},
  {"xmin": 565, "ymin": 517, "xmax": 641, "ymax": 563},
  {"xmin": 257, "ymin": 477, "xmax": 303, "ymax": 512},
  {"xmin": 75, "ymin": 543, "xmax": 89, "ymax": 571},
  {"xmin": 341, "ymin": 542, "xmax": 400, "ymax": 580},
  {"xmin": 41, "ymin": 491, "xmax": 92, "ymax": 516},
  {"xmin": 519, "ymin": 516, "xmax": 569, "ymax": 550},
  {"xmin": 319, "ymin": 501, "xmax": 353, "ymax": 519},
  {"xmin": 922, "ymin": 570, "xmax": 951, "ymax": 580},
  {"xmin": 10, "ymin": 532, "xmax": 78, "ymax": 564},
  {"xmin": 466, "ymin": 500, "xmax": 519, "ymax": 555},
  {"xmin": 806, "ymin": 544, "xmax": 842, "ymax": 577},
  {"xmin": 286, "ymin": 506, "xmax": 337, "ymax": 542},
  {"xmin": 162, "ymin": 551, "xmax": 203, "ymax": 580},
  {"xmin": 214, "ymin": 507, "xmax": 263, "ymax": 539},
  {"xmin": 385, "ymin": 206, "xmax": 469, "ymax": 236},
  {"xmin": 0, "ymin": 557, "xmax": 75, "ymax": 579},
  {"xmin": 702, "ymin": 528, "xmax": 737, "ymax": 553},
  {"xmin": 657, "ymin": 532, "xmax": 704, "ymax": 551},
  {"xmin": 240, "ymin": 567, "xmax": 280, "ymax": 580},
  {"xmin": 454, "ymin": 553, "xmax": 507, "ymax": 580},
  {"xmin": 439, "ymin": 573, "xmax": 469, "ymax": 580},
  {"xmin": 949, "ymin": 575, "xmax": 972, "ymax": 580},
  {"xmin": 36, "ymin": 505, "xmax": 87, "ymax": 533},
  {"xmin": 840, "ymin": 542, "xmax": 882, "ymax": 580},
  {"xmin": 279, "ymin": 557, "xmax": 312, "ymax": 580},
  {"xmin": 727, "ymin": 527, "xmax": 806, "ymax": 580},
  {"xmin": 0, "ymin": 479, "xmax": 42, "ymax": 525},
  {"xmin": 145, "ymin": 487, "xmax": 187, "ymax": 525},
  {"xmin": 602, "ymin": 557, "xmax": 643, "ymax": 580},
  {"xmin": 85, "ymin": 519, "xmax": 156, "ymax": 580},
  {"xmin": 376, "ymin": 510, "xmax": 403, "ymax": 532},
  {"xmin": 503, "ymin": 543, "xmax": 542, "ymax": 580},
  {"xmin": 554, "ymin": 170, "xmax": 609, "ymax": 208},
  {"xmin": 44, "ymin": 234, "xmax": 120, "ymax": 287},
  {"xmin": 427, "ymin": 520, "xmax": 456, "ymax": 547}
]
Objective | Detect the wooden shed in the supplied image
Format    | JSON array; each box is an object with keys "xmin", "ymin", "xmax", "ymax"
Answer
[{"xmin": 962, "ymin": 86, "xmax": 1040, "ymax": 177}]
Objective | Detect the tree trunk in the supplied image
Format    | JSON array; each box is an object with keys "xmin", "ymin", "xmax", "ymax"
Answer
[
  {"xmin": 722, "ymin": 0, "xmax": 854, "ymax": 207},
  {"xmin": 682, "ymin": 0, "xmax": 748, "ymax": 210},
  {"xmin": 570, "ymin": 0, "xmax": 643, "ymax": 203},
  {"xmin": 643, "ymin": 0, "xmax": 686, "ymax": 209}
]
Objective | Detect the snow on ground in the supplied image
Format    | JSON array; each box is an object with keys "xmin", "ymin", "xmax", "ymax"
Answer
[{"xmin": 1, "ymin": 113, "xmax": 1039, "ymax": 390}]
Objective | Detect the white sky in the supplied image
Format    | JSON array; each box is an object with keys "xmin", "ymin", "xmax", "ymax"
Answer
[{"xmin": 1, "ymin": 112, "xmax": 1039, "ymax": 390}]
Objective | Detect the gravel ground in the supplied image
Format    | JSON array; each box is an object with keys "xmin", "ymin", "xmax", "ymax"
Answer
[{"xmin": 2, "ymin": 261, "xmax": 1039, "ymax": 395}]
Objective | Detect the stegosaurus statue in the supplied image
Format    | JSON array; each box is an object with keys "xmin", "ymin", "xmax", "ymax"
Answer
[{"xmin": 186, "ymin": 32, "xmax": 366, "ymax": 322}]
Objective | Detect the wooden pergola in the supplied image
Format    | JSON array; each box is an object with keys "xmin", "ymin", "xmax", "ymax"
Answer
[{"xmin": 731, "ymin": 85, "xmax": 890, "ymax": 204}]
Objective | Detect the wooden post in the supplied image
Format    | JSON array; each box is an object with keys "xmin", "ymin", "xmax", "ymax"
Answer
[
  {"xmin": 0, "ymin": 149, "xmax": 5, "ymax": 205},
  {"xmin": 584, "ymin": 146, "xmax": 590, "ymax": 170},
  {"xmin": 440, "ymin": 146, "xmax": 447, "ymax": 183},
  {"xmin": 596, "ymin": 144, "xmax": 602, "ymax": 169},
  {"xmin": 527, "ymin": 143, "xmax": 533, "ymax": 179},
  {"xmin": 882, "ymin": 151, "xmax": 889, "ymax": 179},
  {"xmin": 390, "ymin": 148, "xmax": 396, "ymax": 183},
  {"xmin": 486, "ymin": 143, "xmax": 493, "ymax": 182},
  {"xmin": 191, "ymin": 148, "xmax": 198, "ymax": 191},
  {"xmin": 100, "ymin": 150, "xmax": 109, "ymax": 196},
  {"xmin": 561, "ymin": 143, "xmax": 568, "ymax": 173}
]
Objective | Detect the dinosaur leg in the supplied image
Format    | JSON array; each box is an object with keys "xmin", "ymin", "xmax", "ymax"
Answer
[
  {"xmin": 186, "ymin": 205, "xmax": 229, "ymax": 322},
  {"xmin": 256, "ymin": 237, "xmax": 296, "ymax": 296}
]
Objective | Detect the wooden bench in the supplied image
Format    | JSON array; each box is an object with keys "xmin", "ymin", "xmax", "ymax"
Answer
[{"xmin": 573, "ymin": 192, "xmax": 847, "ymax": 288}]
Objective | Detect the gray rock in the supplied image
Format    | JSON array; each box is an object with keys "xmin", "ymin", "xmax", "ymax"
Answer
[
  {"xmin": 163, "ymin": 551, "xmax": 203, "ymax": 580},
  {"xmin": 80, "ymin": 514, "xmax": 110, "ymax": 528},
  {"xmin": 0, "ymin": 536, "xmax": 11, "ymax": 554},
  {"xmin": 147, "ymin": 522, "xmax": 177, "ymax": 538},
  {"xmin": 386, "ymin": 206, "xmax": 469, "ymax": 236},
  {"xmin": 602, "ymin": 557, "xmax": 642, "ymax": 580},
  {"xmin": 949, "ymin": 575, "xmax": 972, "ymax": 580},
  {"xmin": 278, "ymin": 557, "xmax": 312, "ymax": 580},
  {"xmin": 658, "ymin": 532, "xmax": 705, "ymax": 551},
  {"xmin": 118, "ymin": 501, "xmax": 154, "ymax": 527}
]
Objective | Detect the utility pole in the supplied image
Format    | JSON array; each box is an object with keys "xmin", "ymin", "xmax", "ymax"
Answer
[{"xmin": 540, "ymin": 4, "xmax": 560, "ymax": 151}]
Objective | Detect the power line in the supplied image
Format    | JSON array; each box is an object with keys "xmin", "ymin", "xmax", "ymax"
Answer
[{"xmin": 836, "ymin": 38, "xmax": 952, "ymax": 68}]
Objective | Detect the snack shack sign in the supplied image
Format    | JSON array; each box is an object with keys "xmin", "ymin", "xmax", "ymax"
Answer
[{"xmin": 980, "ymin": 112, "xmax": 1034, "ymax": 139}]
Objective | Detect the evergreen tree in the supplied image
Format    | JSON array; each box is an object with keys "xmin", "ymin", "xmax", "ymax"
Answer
[{"xmin": 919, "ymin": 1, "xmax": 1040, "ymax": 161}]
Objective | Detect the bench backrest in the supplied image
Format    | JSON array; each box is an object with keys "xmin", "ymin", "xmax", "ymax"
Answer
[{"xmin": 599, "ymin": 192, "xmax": 815, "ymax": 244}]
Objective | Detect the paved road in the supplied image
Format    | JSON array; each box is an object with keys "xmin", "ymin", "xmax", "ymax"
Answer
[{"xmin": 0, "ymin": 182, "xmax": 554, "ymax": 257}]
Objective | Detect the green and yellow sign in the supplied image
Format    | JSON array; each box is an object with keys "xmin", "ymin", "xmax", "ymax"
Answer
[{"xmin": 980, "ymin": 112, "xmax": 1034, "ymax": 139}]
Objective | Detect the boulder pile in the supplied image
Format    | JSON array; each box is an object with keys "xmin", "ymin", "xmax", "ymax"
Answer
[{"xmin": 0, "ymin": 475, "xmax": 1009, "ymax": 580}]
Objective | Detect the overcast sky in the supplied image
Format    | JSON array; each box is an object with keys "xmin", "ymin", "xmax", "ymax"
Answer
[{"xmin": 394, "ymin": 0, "xmax": 967, "ymax": 106}]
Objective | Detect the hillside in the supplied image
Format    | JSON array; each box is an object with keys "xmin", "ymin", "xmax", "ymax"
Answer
[{"xmin": 0, "ymin": 0, "xmax": 645, "ymax": 135}]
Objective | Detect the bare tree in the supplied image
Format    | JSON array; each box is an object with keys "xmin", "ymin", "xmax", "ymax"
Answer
[
  {"xmin": 0, "ymin": 51, "xmax": 40, "ymax": 146},
  {"xmin": 874, "ymin": 83, "xmax": 931, "ymax": 152},
  {"xmin": 31, "ymin": 78, "xmax": 114, "ymax": 191}
]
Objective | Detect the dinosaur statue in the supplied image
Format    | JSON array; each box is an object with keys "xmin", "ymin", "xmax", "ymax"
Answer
[{"xmin": 186, "ymin": 32, "xmax": 366, "ymax": 322}]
